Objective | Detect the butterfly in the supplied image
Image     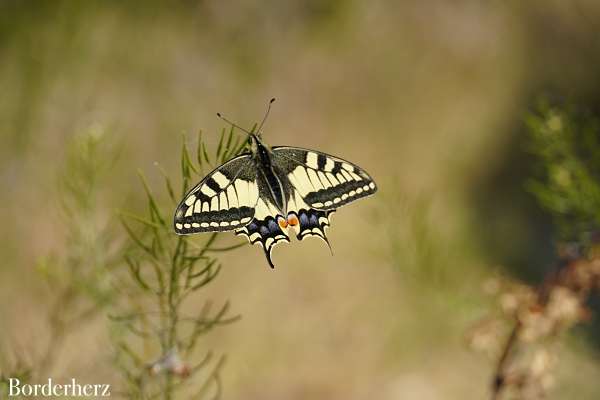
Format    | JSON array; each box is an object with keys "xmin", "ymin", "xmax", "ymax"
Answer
[{"xmin": 173, "ymin": 99, "xmax": 377, "ymax": 268}]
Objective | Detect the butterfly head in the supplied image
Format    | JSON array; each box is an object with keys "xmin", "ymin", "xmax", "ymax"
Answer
[{"xmin": 217, "ymin": 98, "xmax": 276, "ymax": 155}]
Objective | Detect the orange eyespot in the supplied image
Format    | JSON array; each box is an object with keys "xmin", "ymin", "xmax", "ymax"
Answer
[
  {"xmin": 277, "ymin": 216, "xmax": 288, "ymax": 229},
  {"xmin": 287, "ymin": 214, "xmax": 299, "ymax": 227}
]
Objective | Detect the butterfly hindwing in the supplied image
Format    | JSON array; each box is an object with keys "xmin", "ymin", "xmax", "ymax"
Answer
[
  {"xmin": 271, "ymin": 146, "xmax": 377, "ymax": 210},
  {"xmin": 294, "ymin": 208, "xmax": 335, "ymax": 245},
  {"xmin": 280, "ymin": 183, "xmax": 334, "ymax": 247},
  {"xmin": 174, "ymin": 153, "xmax": 259, "ymax": 234},
  {"xmin": 234, "ymin": 195, "xmax": 290, "ymax": 268}
]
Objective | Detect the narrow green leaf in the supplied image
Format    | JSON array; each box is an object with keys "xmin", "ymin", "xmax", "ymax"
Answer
[
  {"xmin": 119, "ymin": 210, "xmax": 163, "ymax": 229},
  {"xmin": 195, "ymin": 355, "xmax": 226, "ymax": 399},
  {"xmin": 137, "ymin": 170, "xmax": 166, "ymax": 227},
  {"xmin": 124, "ymin": 322, "xmax": 152, "ymax": 339},
  {"xmin": 149, "ymin": 259, "xmax": 165, "ymax": 295},
  {"xmin": 223, "ymin": 126, "xmax": 234, "ymax": 159},
  {"xmin": 189, "ymin": 258, "xmax": 217, "ymax": 279},
  {"xmin": 181, "ymin": 136, "xmax": 199, "ymax": 177},
  {"xmin": 117, "ymin": 342, "xmax": 144, "ymax": 368},
  {"xmin": 196, "ymin": 130, "xmax": 204, "ymax": 172},
  {"xmin": 155, "ymin": 162, "xmax": 176, "ymax": 204},
  {"xmin": 202, "ymin": 141, "xmax": 212, "ymax": 166},
  {"xmin": 125, "ymin": 256, "xmax": 152, "ymax": 292},
  {"xmin": 181, "ymin": 140, "xmax": 190, "ymax": 181},
  {"xmin": 119, "ymin": 216, "xmax": 154, "ymax": 256},
  {"xmin": 191, "ymin": 263, "xmax": 221, "ymax": 291},
  {"xmin": 216, "ymin": 128, "xmax": 225, "ymax": 159}
]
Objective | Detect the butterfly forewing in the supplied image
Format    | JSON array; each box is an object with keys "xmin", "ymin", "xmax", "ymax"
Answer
[
  {"xmin": 174, "ymin": 153, "xmax": 259, "ymax": 234},
  {"xmin": 271, "ymin": 146, "xmax": 377, "ymax": 210}
]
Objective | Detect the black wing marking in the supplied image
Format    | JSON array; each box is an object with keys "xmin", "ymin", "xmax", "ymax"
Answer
[
  {"xmin": 291, "ymin": 208, "xmax": 335, "ymax": 251},
  {"xmin": 174, "ymin": 153, "xmax": 259, "ymax": 234},
  {"xmin": 279, "ymin": 180, "xmax": 335, "ymax": 250},
  {"xmin": 271, "ymin": 146, "xmax": 377, "ymax": 210},
  {"xmin": 234, "ymin": 197, "xmax": 290, "ymax": 268}
]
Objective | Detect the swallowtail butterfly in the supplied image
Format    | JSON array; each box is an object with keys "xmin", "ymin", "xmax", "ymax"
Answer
[{"xmin": 174, "ymin": 99, "xmax": 377, "ymax": 268}]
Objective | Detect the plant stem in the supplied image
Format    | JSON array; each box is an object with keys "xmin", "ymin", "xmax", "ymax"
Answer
[{"xmin": 490, "ymin": 321, "xmax": 521, "ymax": 400}]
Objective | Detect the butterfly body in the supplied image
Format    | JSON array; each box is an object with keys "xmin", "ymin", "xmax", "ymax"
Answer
[{"xmin": 174, "ymin": 133, "xmax": 377, "ymax": 268}]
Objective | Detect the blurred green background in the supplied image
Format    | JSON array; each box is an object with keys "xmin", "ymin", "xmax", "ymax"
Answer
[{"xmin": 2, "ymin": 1, "xmax": 600, "ymax": 399}]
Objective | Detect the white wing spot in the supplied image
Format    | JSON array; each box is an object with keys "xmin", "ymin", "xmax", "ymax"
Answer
[
  {"xmin": 220, "ymin": 221, "xmax": 229, "ymax": 227},
  {"xmin": 241, "ymin": 216, "xmax": 252, "ymax": 224},
  {"xmin": 249, "ymin": 181, "xmax": 259, "ymax": 203},
  {"xmin": 324, "ymin": 158, "xmax": 335, "ymax": 172},
  {"xmin": 306, "ymin": 152, "xmax": 319, "ymax": 169},
  {"xmin": 307, "ymin": 169, "xmax": 323, "ymax": 190},
  {"xmin": 317, "ymin": 171, "xmax": 332, "ymax": 189},
  {"xmin": 212, "ymin": 171, "xmax": 230, "ymax": 188},
  {"xmin": 290, "ymin": 167, "xmax": 312, "ymax": 196},
  {"xmin": 201, "ymin": 222, "xmax": 209, "ymax": 228},
  {"xmin": 326, "ymin": 172, "xmax": 339, "ymax": 185},
  {"xmin": 227, "ymin": 185, "xmax": 238, "ymax": 208},
  {"xmin": 369, "ymin": 182, "xmax": 375, "ymax": 189},
  {"xmin": 235, "ymin": 180, "xmax": 249, "ymax": 205},
  {"xmin": 210, "ymin": 222, "xmax": 219, "ymax": 227},
  {"xmin": 219, "ymin": 192, "xmax": 228, "ymax": 210},
  {"xmin": 342, "ymin": 163, "xmax": 354, "ymax": 172},
  {"xmin": 350, "ymin": 171, "xmax": 362, "ymax": 181},
  {"xmin": 185, "ymin": 195, "xmax": 196, "ymax": 206},
  {"xmin": 184, "ymin": 223, "xmax": 191, "ymax": 229},
  {"xmin": 341, "ymin": 170, "xmax": 353, "ymax": 182},
  {"xmin": 254, "ymin": 198, "xmax": 271, "ymax": 219},
  {"xmin": 192, "ymin": 223, "xmax": 200, "ymax": 228},
  {"xmin": 250, "ymin": 232, "xmax": 261, "ymax": 241},
  {"xmin": 200, "ymin": 185, "xmax": 216, "ymax": 197},
  {"xmin": 175, "ymin": 223, "xmax": 183, "ymax": 229}
]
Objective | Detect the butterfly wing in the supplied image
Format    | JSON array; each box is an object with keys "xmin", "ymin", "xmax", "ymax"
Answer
[
  {"xmin": 174, "ymin": 146, "xmax": 377, "ymax": 268},
  {"xmin": 174, "ymin": 153, "xmax": 259, "ymax": 234},
  {"xmin": 294, "ymin": 208, "xmax": 335, "ymax": 247},
  {"xmin": 271, "ymin": 146, "xmax": 376, "ymax": 248},
  {"xmin": 234, "ymin": 172, "xmax": 290, "ymax": 268},
  {"xmin": 271, "ymin": 146, "xmax": 377, "ymax": 210}
]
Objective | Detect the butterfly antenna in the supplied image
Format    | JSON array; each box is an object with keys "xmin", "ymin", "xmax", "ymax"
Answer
[
  {"xmin": 257, "ymin": 98, "xmax": 276, "ymax": 134},
  {"xmin": 216, "ymin": 112, "xmax": 254, "ymax": 137}
]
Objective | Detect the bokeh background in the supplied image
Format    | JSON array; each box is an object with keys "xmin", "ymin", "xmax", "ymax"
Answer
[{"xmin": 2, "ymin": 1, "xmax": 600, "ymax": 399}]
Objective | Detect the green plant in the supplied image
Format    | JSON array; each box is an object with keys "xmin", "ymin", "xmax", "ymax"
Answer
[
  {"xmin": 468, "ymin": 103, "xmax": 600, "ymax": 400},
  {"xmin": 526, "ymin": 103, "xmax": 600, "ymax": 244},
  {"xmin": 0, "ymin": 125, "xmax": 120, "ymax": 394},
  {"xmin": 112, "ymin": 128, "xmax": 249, "ymax": 400}
]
